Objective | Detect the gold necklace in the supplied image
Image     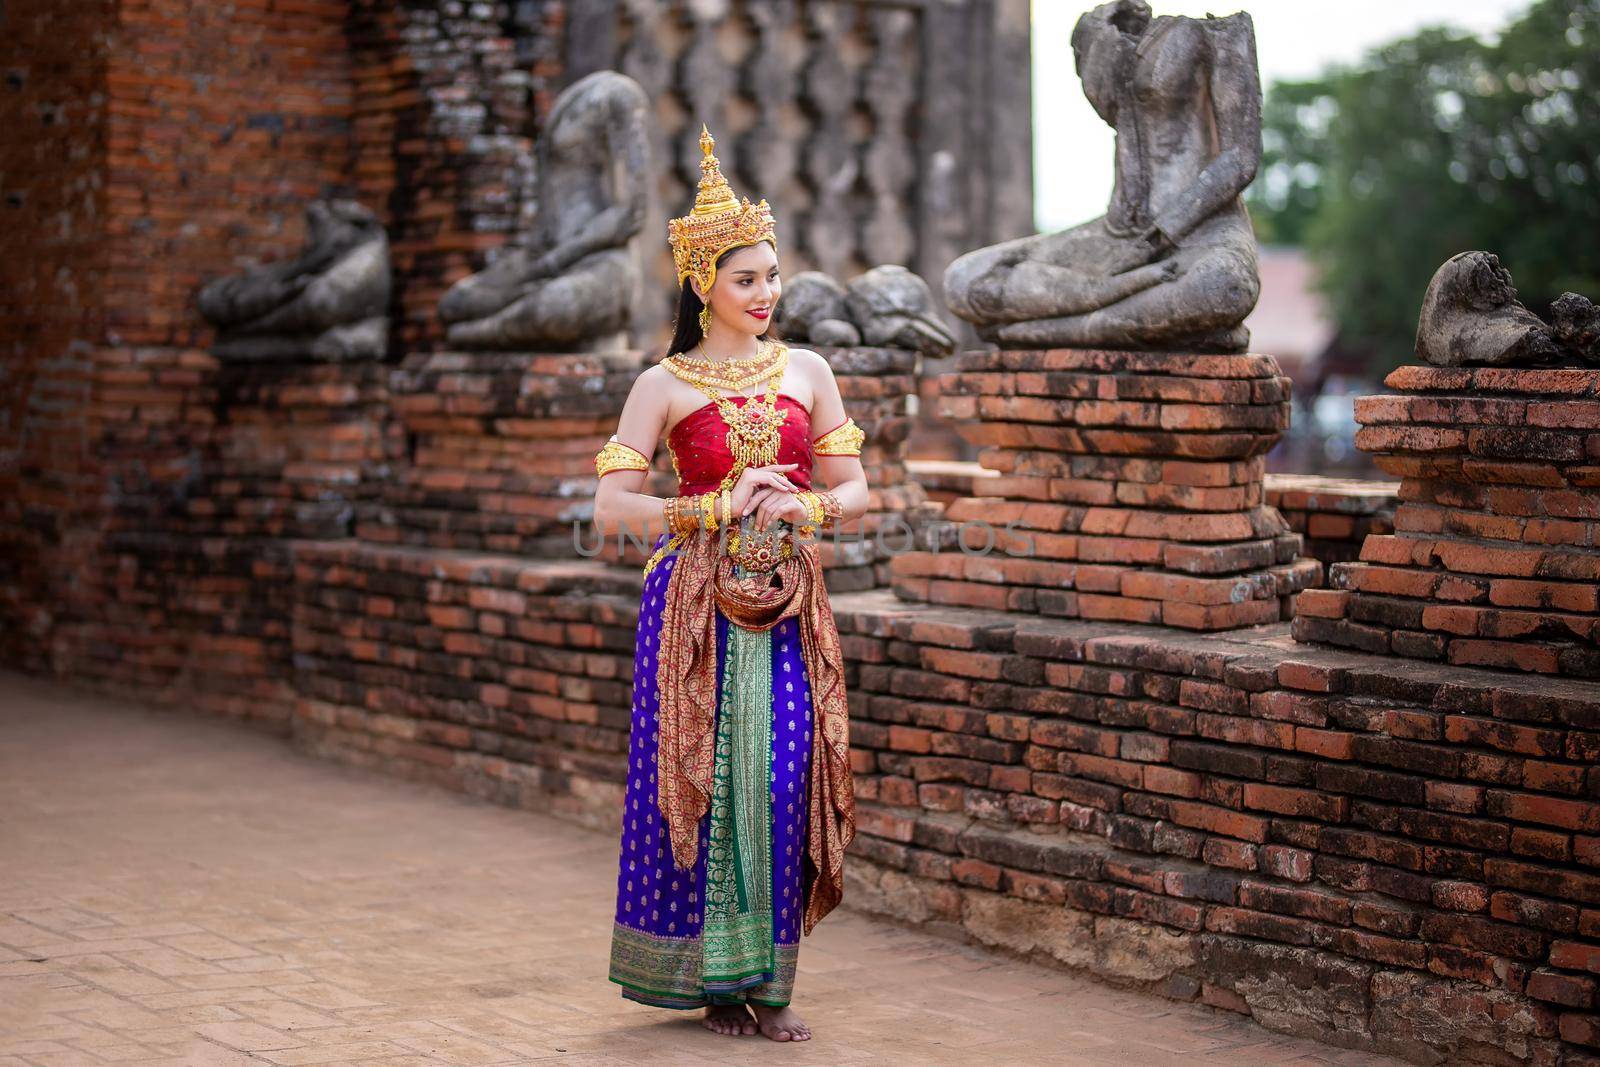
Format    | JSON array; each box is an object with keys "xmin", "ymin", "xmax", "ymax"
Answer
[
  {"xmin": 698, "ymin": 341, "xmax": 761, "ymax": 401},
  {"xmin": 663, "ymin": 338, "xmax": 785, "ymax": 391}
]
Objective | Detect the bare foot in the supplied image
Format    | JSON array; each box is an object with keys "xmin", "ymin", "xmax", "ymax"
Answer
[
  {"xmin": 701, "ymin": 1003, "xmax": 756, "ymax": 1036},
  {"xmin": 750, "ymin": 1002, "xmax": 811, "ymax": 1041}
]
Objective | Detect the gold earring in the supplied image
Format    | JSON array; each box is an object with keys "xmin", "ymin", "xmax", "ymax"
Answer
[{"xmin": 698, "ymin": 304, "xmax": 713, "ymax": 334}]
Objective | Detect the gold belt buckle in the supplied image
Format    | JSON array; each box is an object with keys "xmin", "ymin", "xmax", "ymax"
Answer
[{"xmin": 726, "ymin": 517, "xmax": 794, "ymax": 575}]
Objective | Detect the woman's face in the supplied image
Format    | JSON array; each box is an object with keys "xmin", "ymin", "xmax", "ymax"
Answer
[{"xmin": 697, "ymin": 241, "xmax": 780, "ymax": 338}]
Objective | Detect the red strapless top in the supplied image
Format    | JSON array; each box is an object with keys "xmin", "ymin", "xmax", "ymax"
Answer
[{"xmin": 667, "ymin": 393, "xmax": 814, "ymax": 496}]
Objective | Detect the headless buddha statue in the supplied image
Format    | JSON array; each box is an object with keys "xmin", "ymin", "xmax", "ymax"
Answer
[
  {"xmin": 197, "ymin": 199, "xmax": 390, "ymax": 362},
  {"xmin": 438, "ymin": 70, "xmax": 650, "ymax": 352},
  {"xmin": 944, "ymin": 1, "xmax": 1264, "ymax": 353}
]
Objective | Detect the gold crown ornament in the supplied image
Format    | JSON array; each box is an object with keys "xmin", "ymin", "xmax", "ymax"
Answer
[{"xmin": 667, "ymin": 125, "xmax": 778, "ymax": 297}]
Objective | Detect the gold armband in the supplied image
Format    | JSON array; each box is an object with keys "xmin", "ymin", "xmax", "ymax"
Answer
[
  {"xmin": 812, "ymin": 417, "xmax": 865, "ymax": 457},
  {"xmin": 595, "ymin": 435, "xmax": 651, "ymax": 477}
]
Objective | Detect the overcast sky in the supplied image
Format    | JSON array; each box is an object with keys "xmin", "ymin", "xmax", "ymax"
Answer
[{"xmin": 1032, "ymin": 0, "xmax": 1537, "ymax": 233}]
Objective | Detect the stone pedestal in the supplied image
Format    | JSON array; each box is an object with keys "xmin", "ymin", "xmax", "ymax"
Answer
[
  {"xmin": 1295, "ymin": 365, "xmax": 1600, "ymax": 676},
  {"xmin": 889, "ymin": 349, "xmax": 1319, "ymax": 631},
  {"xmin": 364, "ymin": 351, "xmax": 641, "ymax": 560},
  {"xmin": 211, "ymin": 360, "xmax": 395, "ymax": 540},
  {"xmin": 70, "ymin": 357, "xmax": 396, "ymax": 723}
]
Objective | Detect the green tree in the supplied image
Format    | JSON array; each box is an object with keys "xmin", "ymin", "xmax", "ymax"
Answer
[{"xmin": 1246, "ymin": 0, "xmax": 1600, "ymax": 373}]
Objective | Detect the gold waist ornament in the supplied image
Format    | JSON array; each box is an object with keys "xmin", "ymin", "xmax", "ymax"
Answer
[{"xmin": 724, "ymin": 517, "xmax": 798, "ymax": 575}]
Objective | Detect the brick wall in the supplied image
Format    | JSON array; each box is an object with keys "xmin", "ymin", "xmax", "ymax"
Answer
[
  {"xmin": 367, "ymin": 350, "xmax": 638, "ymax": 559},
  {"xmin": 1299, "ymin": 366, "xmax": 1600, "ymax": 677},
  {"xmin": 348, "ymin": 1, "xmax": 546, "ymax": 352},
  {"xmin": 105, "ymin": 0, "xmax": 355, "ymax": 350},
  {"xmin": 892, "ymin": 350, "xmax": 1320, "ymax": 631},
  {"xmin": 0, "ymin": 1, "xmax": 113, "ymax": 670},
  {"xmin": 1265, "ymin": 474, "xmax": 1398, "ymax": 566},
  {"xmin": 2, "ymin": 1, "xmax": 571, "ymax": 711},
  {"xmin": 835, "ymin": 600, "xmax": 1599, "ymax": 1062},
  {"xmin": 291, "ymin": 543, "xmax": 639, "ymax": 825},
  {"xmin": 289, "ymin": 540, "xmax": 1600, "ymax": 1063},
  {"xmin": 909, "ymin": 467, "xmax": 1400, "ymax": 571},
  {"xmin": 74, "ymin": 0, "xmax": 354, "ymax": 718},
  {"xmin": 0, "ymin": 0, "xmax": 356, "ymax": 698}
]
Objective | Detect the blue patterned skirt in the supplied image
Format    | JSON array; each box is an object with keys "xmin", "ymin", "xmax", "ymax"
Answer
[{"xmin": 608, "ymin": 533, "xmax": 815, "ymax": 1008}]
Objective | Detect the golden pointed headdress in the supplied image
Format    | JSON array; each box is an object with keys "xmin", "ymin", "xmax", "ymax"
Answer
[{"xmin": 668, "ymin": 125, "xmax": 777, "ymax": 297}]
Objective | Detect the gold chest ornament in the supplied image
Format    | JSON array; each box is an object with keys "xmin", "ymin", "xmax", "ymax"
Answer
[{"xmin": 662, "ymin": 338, "xmax": 791, "ymax": 494}]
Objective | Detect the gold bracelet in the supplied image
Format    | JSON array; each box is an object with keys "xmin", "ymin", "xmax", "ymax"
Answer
[
  {"xmin": 700, "ymin": 491, "xmax": 719, "ymax": 532},
  {"xmin": 795, "ymin": 490, "xmax": 824, "ymax": 526},
  {"xmin": 665, "ymin": 496, "xmax": 687, "ymax": 536},
  {"xmin": 817, "ymin": 489, "xmax": 844, "ymax": 528},
  {"xmin": 812, "ymin": 417, "xmax": 865, "ymax": 457},
  {"xmin": 720, "ymin": 489, "xmax": 732, "ymax": 529},
  {"xmin": 667, "ymin": 494, "xmax": 707, "ymax": 537},
  {"xmin": 595, "ymin": 436, "xmax": 651, "ymax": 477}
]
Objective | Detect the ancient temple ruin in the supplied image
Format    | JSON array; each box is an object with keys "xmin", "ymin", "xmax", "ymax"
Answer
[{"xmin": 5, "ymin": 3, "xmax": 1600, "ymax": 1064}]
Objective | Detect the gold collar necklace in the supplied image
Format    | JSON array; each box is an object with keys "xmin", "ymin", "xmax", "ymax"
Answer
[{"xmin": 664, "ymin": 338, "xmax": 786, "ymax": 392}]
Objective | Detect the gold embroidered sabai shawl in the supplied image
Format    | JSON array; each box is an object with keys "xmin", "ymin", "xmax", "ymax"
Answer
[{"xmin": 654, "ymin": 531, "xmax": 855, "ymax": 935}]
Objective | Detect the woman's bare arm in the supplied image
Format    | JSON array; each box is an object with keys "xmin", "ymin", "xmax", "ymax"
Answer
[{"xmin": 592, "ymin": 366, "xmax": 673, "ymax": 541}]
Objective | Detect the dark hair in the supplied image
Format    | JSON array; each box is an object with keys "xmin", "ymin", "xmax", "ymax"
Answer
[{"xmin": 665, "ymin": 243, "xmax": 779, "ymax": 357}]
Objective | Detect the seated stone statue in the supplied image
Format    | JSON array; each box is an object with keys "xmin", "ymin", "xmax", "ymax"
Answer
[
  {"xmin": 1416, "ymin": 250, "xmax": 1582, "ymax": 367},
  {"xmin": 944, "ymin": 1, "xmax": 1263, "ymax": 352},
  {"xmin": 1551, "ymin": 293, "xmax": 1600, "ymax": 365},
  {"xmin": 197, "ymin": 200, "xmax": 389, "ymax": 362},
  {"xmin": 438, "ymin": 70, "xmax": 649, "ymax": 351},
  {"xmin": 776, "ymin": 265, "xmax": 956, "ymax": 355}
]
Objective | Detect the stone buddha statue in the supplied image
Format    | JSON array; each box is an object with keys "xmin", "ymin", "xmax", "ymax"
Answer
[
  {"xmin": 944, "ymin": 0, "xmax": 1264, "ymax": 353},
  {"xmin": 438, "ymin": 70, "xmax": 650, "ymax": 351},
  {"xmin": 197, "ymin": 199, "xmax": 390, "ymax": 362},
  {"xmin": 776, "ymin": 265, "xmax": 957, "ymax": 355}
]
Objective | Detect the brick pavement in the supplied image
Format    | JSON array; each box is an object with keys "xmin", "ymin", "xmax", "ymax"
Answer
[{"xmin": 0, "ymin": 670, "xmax": 1401, "ymax": 1066}]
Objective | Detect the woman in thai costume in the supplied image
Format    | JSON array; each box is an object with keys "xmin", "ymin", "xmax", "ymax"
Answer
[{"xmin": 591, "ymin": 127, "xmax": 868, "ymax": 1042}]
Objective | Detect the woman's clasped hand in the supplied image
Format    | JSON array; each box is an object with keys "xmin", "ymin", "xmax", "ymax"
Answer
[{"xmin": 731, "ymin": 462, "xmax": 809, "ymax": 530}]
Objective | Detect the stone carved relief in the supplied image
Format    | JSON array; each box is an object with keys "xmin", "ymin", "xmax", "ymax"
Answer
[
  {"xmin": 568, "ymin": 0, "xmax": 1031, "ymax": 349},
  {"xmin": 612, "ymin": 0, "xmax": 922, "ymax": 297}
]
